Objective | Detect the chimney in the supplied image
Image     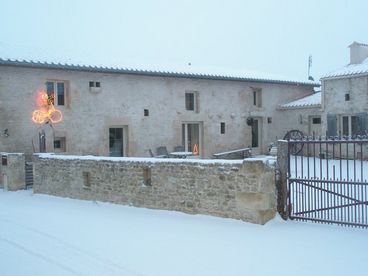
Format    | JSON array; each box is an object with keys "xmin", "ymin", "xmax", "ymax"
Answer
[{"xmin": 349, "ymin": 41, "xmax": 368, "ymax": 64}]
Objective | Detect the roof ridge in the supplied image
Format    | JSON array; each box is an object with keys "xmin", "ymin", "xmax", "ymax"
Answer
[
  {"xmin": 278, "ymin": 92, "xmax": 321, "ymax": 109},
  {"xmin": 0, "ymin": 57, "xmax": 320, "ymax": 87},
  {"xmin": 349, "ymin": 41, "xmax": 368, "ymax": 47}
]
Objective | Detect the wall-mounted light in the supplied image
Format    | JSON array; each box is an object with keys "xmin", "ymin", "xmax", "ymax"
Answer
[{"xmin": 2, "ymin": 129, "xmax": 9, "ymax": 137}]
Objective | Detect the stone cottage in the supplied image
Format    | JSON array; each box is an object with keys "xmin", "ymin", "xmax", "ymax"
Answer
[
  {"xmin": 322, "ymin": 42, "xmax": 368, "ymax": 136},
  {"xmin": 0, "ymin": 59, "xmax": 318, "ymax": 159}
]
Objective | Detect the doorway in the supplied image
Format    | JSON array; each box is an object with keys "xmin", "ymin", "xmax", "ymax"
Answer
[
  {"xmin": 182, "ymin": 122, "xmax": 202, "ymax": 157},
  {"xmin": 251, "ymin": 118, "xmax": 262, "ymax": 154},
  {"xmin": 109, "ymin": 127, "xmax": 125, "ymax": 157}
]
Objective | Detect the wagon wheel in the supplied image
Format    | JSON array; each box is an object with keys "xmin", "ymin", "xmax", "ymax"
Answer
[{"xmin": 283, "ymin": 130, "xmax": 304, "ymax": 155}]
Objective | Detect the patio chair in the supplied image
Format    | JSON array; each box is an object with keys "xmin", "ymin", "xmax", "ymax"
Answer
[
  {"xmin": 174, "ymin": 145, "xmax": 185, "ymax": 152},
  {"xmin": 156, "ymin": 146, "xmax": 169, "ymax": 158},
  {"xmin": 148, "ymin": 149, "xmax": 155, "ymax": 157}
]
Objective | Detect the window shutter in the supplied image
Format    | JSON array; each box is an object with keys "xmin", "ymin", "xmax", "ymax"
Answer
[
  {"xmin": 357, "ymin": 112, "xmax": 368, "ymax": 135},
  {"xmin": 327, "ymin": 114, "xmax": 337, "ymax": 137}
]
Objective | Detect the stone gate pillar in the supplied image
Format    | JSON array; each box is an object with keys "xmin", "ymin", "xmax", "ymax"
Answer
[{"xmin": 276, "ymin": 140, "xmax": 289, "ymax": 219}]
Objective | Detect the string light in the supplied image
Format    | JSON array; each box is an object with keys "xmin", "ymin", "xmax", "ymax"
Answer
[{"xmin": 32, "ymin": 91, "xmax": 62, "ymax": 124}]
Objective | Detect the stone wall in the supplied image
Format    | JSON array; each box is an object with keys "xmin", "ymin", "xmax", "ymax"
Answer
[
  {"xmin": 33, "ymin": 154, "xmax": 276, "ymax": 224},
  {"xmin": 275, "ymin": 107, "xmax": 323, "ymax": 138},
  {"xmin": 0, "ymin": 153, "xmax": 25, "ymax": 191}
]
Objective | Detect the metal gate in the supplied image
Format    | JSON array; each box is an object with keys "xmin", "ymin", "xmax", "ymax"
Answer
[
  {"xmin": 25, "ymin": 161, "xmax": 34, "ymax": 188},
  {"xmin": 287, "ymin": 136, "xmax": 368, "ymax": 228}
]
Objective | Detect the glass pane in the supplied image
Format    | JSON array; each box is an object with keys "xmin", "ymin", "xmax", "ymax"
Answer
[
  {"xmin": 46, "ymin": 81, "xmax": 54, "ymax": 93},
  {"xmin": 185, "ymin": 93, "xmax": 194, "ymax": 110},
  {"xmin": 115, "ymin": 128, "xmax": 122, "ymax": 139},
  {"xmin": 46, "ymin": 81, "xmax": 55, "ymax": 104},
  {"xmin": 57, "ymin": 82, "xmax": 65, "ymax": 105},
  {"xmin": 351, "ymin": 116, "xmax": 358, "ymax": 136},
  {"xmin": 342, "ymin": 116, "xmax": 349, "ymax": 136},
  {"xmin": 109, "ymin": 128, "xmax": 124, "ymax": 157},
  {"xmin": 109, "ymin": 128, "xmax": 115, "ymax": 149},
  {"xmin": 188, "ymin": 123, "xmax": 199, "ymax": 155}
]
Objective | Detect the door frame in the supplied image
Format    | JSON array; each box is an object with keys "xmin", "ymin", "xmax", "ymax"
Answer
[
  {"xmin": 181, "ymin": 121, "xmax": 203, "ymax": 158},
  {"xmin": 250, "ymin": 117, "xmax": 263, "ymax": 155}
]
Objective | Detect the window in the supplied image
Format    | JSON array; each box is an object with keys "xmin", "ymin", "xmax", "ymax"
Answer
[
  {"xmin": 341, "ymin": 115, "xmax": 363, "ymax": 136},
  {"xmin": 267, "ymin": 117, "xmax": 272, "ymax": 124},
  {"xmin": 185, "ymin": 92, "xmax": 199, "ymax": 112},
  {"xmin": 182, "ymin": 123, "xmax": 201, "ymax": 156},
  {"xmin": 345, "ymin": 93, "xmax": 350, "ymax": 101},
  {"xmin": 89, "ymin": 81, "xmax": 101, "ymax": 88},
  {"xmin": 109, "ymin": 128, "xmax": 124, "ymax": 156},
  {"xmin": 144, "ymin": 109, "xmax": 149, "ymax": 116},
  {"xmin": 46, "ymin": 81, "xmax": 66, "ymax": 106},
  {"xmin": 312, "ymin": 117, "xmax": 321, "ymax": 124},
  {"xmin": 53, "ymin": 137, "xmax": 66, "ymax": 152},
  {"xmin": 220, "ymin": 122, "xmax": 225, "ymax": 134},
  {"xmin": 252, "ymin": 88, "xmax": 262, "ymax": 107}
]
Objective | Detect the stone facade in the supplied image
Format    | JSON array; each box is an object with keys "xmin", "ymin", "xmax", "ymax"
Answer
[
  {"xmin": 275, "ymin": 107, "xmax": 322, "ymax": 138},
  {"xmin": 0, "ymin": 61, "xmax": 316, "ymax": 159},
  {"xmin": 322, "ymin": 75, "xmax": 368, "ymax": 136},
  {"xmin": 321, "ymin": 42, "xmax": 368, "ymax": 138},
  {"xmin": 0, "ymin": 153, "xmax": 25, "ymax": 191},
  {"xmin": 33, "ymin": 154, "xmax": 276, "ymax": 224}
]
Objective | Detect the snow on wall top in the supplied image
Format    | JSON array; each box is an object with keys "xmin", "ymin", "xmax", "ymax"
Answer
[
  {"xmin": 321, "ymin": 57, "xmax": 368, "ymax": 79},
  {"xmin": 35, "ymin": 153, "xmax": 276, "ymax": 167},
  {"xmin": 278, "ymin": 92, "xmax": 321, "ymax": 110},
  {"xmin": 35, "ymin": 153, "xmax": 245, "ymax": 165},
  {"xmin": 0, "ymin": 58, "xmax": 320, "ymax": 87}
]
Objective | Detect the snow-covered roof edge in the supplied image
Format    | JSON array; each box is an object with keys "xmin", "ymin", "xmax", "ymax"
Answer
[
  {"xmin": 278, "ymin": 92, "xmax": 321, "ymax": 110},
  {"xmin": 321, "ymin": 57, "xmax": 368, "ymax": 80},
  {"xmin": 0, "ymin": 58, "xmax": 320, "ymax": 87}
]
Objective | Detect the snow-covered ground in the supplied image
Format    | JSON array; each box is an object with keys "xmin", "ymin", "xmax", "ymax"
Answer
[{"xmin": 0, "ymin": 190, "xmax": 367, "ymax": 276}]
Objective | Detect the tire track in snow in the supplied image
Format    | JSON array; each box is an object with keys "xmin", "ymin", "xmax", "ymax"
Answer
[
  {"xmin": 0, "ymin": 236, "xmax": 83, "ymax": 276},
  {"xmin": 0, "ymin": 217, "xmax": 147, "ymax": 276}
]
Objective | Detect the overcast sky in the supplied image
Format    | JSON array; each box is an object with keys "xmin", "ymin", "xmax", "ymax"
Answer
[{"xmin": 1, "ymin": 0, "xmax": 367, "ymax": 81}]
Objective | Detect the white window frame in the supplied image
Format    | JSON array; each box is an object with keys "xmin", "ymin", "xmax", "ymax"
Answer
[
  {"xmin": 182, "ymin": 122, "xmax": 202, "ymax": 157},
  {"xmin": 109, "ymin": 126, "xmax": 128, "ymax": 157},
  {"xmin": 53, "ymin": 137, "xmax": 66, "ymax": 152},
  {"xmin": 185, "ymin": 91, "xmax": 199, "ymax": 112},
  {"xmin": 252, "ymin": 88, "xmax": 262, "ymax": 108},
  {"xmin": 340, "ymin": 115, "xmax": 358, "ymax": 136},
  {"xmin": 46, "ymin": 80, "xmax": 67, "ymax": 106}
]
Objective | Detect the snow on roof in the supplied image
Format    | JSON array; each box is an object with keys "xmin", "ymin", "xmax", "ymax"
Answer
[
  {"xmin": 0, "ymin": 58, "xmax": 320, "ymax": 87},
  {"xmin": 349, "ymin": 41, "xmax": 368, "ymax": 48},
  {"xmin": 278, "ymin": 92, "xmax": 321, "ymax": 110},
  {"xmin": 321, "ymin": 57, "xmax": 368, "ymax": 79}
]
